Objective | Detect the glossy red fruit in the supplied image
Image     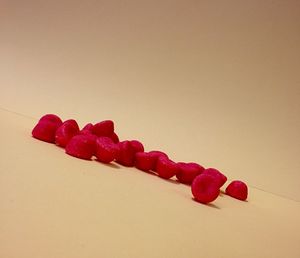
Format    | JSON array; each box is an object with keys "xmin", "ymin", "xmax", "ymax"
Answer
[
  {"xmin": 135, "ymin": 152, "xmax": 156, "ymax": 171},
  {"xmin": 130, "ymin": 140, "xmax": 144, "ymax": 153},
  {"xmin": 225, "ymin": 180, "xmax": 248, "ymax": 201},
  {"xmin": 32, "ymin": 121, "xmax": 60, "ymax": 143},
  {"xmin": 55, "ymin": 119, "xmax": 80, "ymax": 147},
  {"xmin": 115, "ymin": 140, "xmax": 136, "ymax": 166},
  {"xmin": 65, "ymin": 134, "xmax": 96, "ymax": 160},
  {"xmin": 110, "ymin": 132, "xmax": 120, "ymax": 143},
  {"xmin": 82, "ymin": 123, "xmax": 94, "ymax": 131},
  {"xmin": 176, "ymin": 162, "xmax": 205, "ymax": 184},
  {"xmin": 92, "ymin": 120, "xmax": 114, "ymax": 137},
  {"xmin": 156, "ymin": 156, "xmax": 178, "ymax": 179},
  {"xmin": 79, "ymin": 123, "xmax": 94, "ymax": 136},
  {"xmin": 191, "ymin": 174, "xmax": 220, "ymax": 204},
  {"xmin": 95, "ymin": 137, "xmax": 120, "ymax": 163},
  {"xmin": 39, "ymin": 114, "xmax": 63, "ymax": 126},
  {"xmin": 148, "ymin": 151, "xmax": 169, "ymax": 171},
  {"xmin": 203, "ymin": 168, "xmax": 227, "ymax": 188}
]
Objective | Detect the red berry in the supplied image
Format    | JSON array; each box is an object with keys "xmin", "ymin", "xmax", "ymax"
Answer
[
  {"xmin": 110, "ymin": 132, "xmax": 120, "ymax": 143},
  {"xmin": 191, "ymin": 174, "xmax": 220, "ymax": 204},
  {"xmin": 203, "ymin": 168, "xmax": 227, "ymax": 188},
  {"xmin": 65, "ymin": 134, "xmax": 96, "ymax": 160},
  {"xmin": 55, "ymin": 119, "xmax": 80, "ymax": 147},
  {"xmin": 115, "ymin": 141, "xmax": 136, "ymax": 166},
  {"xmin": 225, "ymin": 180, "xmax": 248, "ymax": 201},
  {"xmin": 156, "ymin": 156, "xmax": 178, "ymax": 179},
  {"xmin": 135, "ymin": 152, "xmax": 156, "ymax": 171},
  {"xmin": 95, "ymin": 137, "xmax": 120, "ymax": 163},
  {"xmin": 176, "ymin": 162, "xmax": 205, "ymax": 184},
  {"xmin": 32, "ymin": 121, "xmax": 60, "ymax": 143},
  {"xmin": 130, "ymin": 140, "xmax": 144, "ymax": 153},
  {"xmin": 39, "ymin": 114, "xmax": 63, "ymax": 126},
  {"xmin": 148, "ymin": 151, "xmax": 169, "ymax": 171},
  {"xmin": 78, "ymin": 123, "xmax": 93, "ymax": 136},
  {"xmin": 148, "ymin": 150, "xmax": 168, "ymax": 159},
  {"xmin": 92, "ymin": 120, "xmax": 114, "ymax": 137},
  {"xmin": 82, "ymin": 123, "xmax": 94, "ymax": 131}
]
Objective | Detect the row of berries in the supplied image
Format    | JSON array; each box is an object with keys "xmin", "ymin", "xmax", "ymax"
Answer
[{"xmin": 32, "ymin": 114, "xmax": 248, "ymax": 204}]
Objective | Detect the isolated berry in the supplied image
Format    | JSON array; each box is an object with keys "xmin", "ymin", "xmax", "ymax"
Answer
[
  {"xmin": 39, "ymin": 114, "xmax": 63, "ymax": 126},
  {"xmin": 55, "ymin": 119, "xmax": 80, "ymax": 147},
  {"xmin": 191, "ymin": 174, "xmax": 220, "ymax": 204},
  {"xmin": 92, "ymin": 120, "xmax": 114, "ymax": 137},
  {"xmin": 156, "ymin": 156, "xmax": 178, "ymax": 179},
  {"xmin": 203, "ymin": 168, "xmax": 227, "ymax": 188},
  {"xmin": 176, "ymin": 162, "xmax": 205, "ymax": 184},
  {"xmin": 95, "ymin": 137, "xmax": 119, "ymax": 163},
  {"xmin": 115, "ymin": 141, "xmax": 136, "ymax": 166},
  {"xmin": 32, "ymin": 121, "xmax": 60, "ymax": 143},
  {"xmin": 135, "ymin": 152, "xmax": 156, "ymax": 171},
  {"xmin": 65, "ymin": 134, "xmax": 96, "ymax": 160},
  {"xmin": 225, "ymin": 180, "xmax": 248, "ymax": 201}
]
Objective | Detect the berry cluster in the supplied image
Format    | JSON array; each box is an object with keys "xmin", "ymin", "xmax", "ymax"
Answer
[{"xmin": 32, "ymin": 114, "xmax": 248, "ymax": 204}]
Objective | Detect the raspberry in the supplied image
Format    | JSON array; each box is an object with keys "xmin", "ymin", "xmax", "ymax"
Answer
[
  {"xmin": 156, "ymin": 156, "xmax": 178, "ymax": 179},
  {"xmin": 116, "ymin": 140, "xmax": 145, "ymax": 167},
  {"xmin": 130, "ymin": 140, "xmax": 144, "ymax": 153},
  {"xmin": 79, "ymin": 123, "xmax": 94, "ymax": 136},
  {"xmin": 115, "ymin": 141, "xmax": 135, "ymax": 166},
  {"xmin": 176, "ymin": 162, "xmax": 205, "ymax": 184},
  {"xmin": 148, "ymin": 151, "xmax": 168, "ymax": 171},
  {"xmin": 82, "ymin": 123, "xmax": 94, "ymax": 131},
  {"xmin": 135, "ymin": 152, "xmax": 156, "ymax": 172},
  {"xmin": 95, "ymin": 137, "xmax": 120, "ymax": 163},
  {"xmin": 110, "ymin": 132, "xmax": 120, "ymax": 143},
  {"xmin": 225, "ymin": 180, "xmax": 248, "ymax": 201},
  {"xmin": 148, "ymin": 150, "xmax": 168, "ymax": 159},
  {"xmin": 32, "ymin": 121, "xmax": 60, "ymax": 143},
  {"xmin": 55, "ymin": 119, "xmax": 80, "ymax": 147},
  {"xmin": 39, "ymin": 114, "xmax": 63, "ymax": 126},
  {"xmin": 202, "ymin": 168, "xmax": 227, "ymax": 188},
  {"xmin": 65, "ymin": 134, "xmax": 96, "ymax": 160},
  {"xmin": 32, "ymin": 114, "xmax": 63, "ymax": 143},
  {"xmin": 92, "ymin": 120, "xmax": 114, "ymax": 137},
  {"xmin": 191, "ymin": 174, "xmax": 220, "ymax": 204}
]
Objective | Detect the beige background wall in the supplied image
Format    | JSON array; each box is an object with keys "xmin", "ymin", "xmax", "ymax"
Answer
[{"xmin": 1, "ymin": 0, "xmax": 299, "ymax": 200}]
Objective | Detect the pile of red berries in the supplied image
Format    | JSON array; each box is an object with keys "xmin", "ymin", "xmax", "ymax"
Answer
[{"xmin": 32, "ymin": 114, "xmax": 248, "ymax": 204}]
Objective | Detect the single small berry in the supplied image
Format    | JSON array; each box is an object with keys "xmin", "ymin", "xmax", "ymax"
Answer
[
  {"xmin": 115, "ymin": 140, "xmax": 136, "ymax": 166},
  {"xmin": 135, "ymin": 152, "xmax": 156, "ymax": 171},
  {"xmin": 148, "ymin": 151, "xmax": 169, "ymax": 171},
  {"xmin": 176, "ymin": 162, "xmax": 205, "ymax": 184},
  {"xmin": 32, "ymin": 121, "xmax": 60, "ymax": 143},
  {"xmin": 38, "ymin": 114, "xmax": 63, "ymax": 126},
  {"xmin": 65, "ymin": 134, "xmax": 96, "ymax": 160},
  {"xmin": 225, "ymin": 180, "xmax": 248, "ymax": 201},
  {"xmin": 55, "ymin": 119, "xmax": 80, "ymax": 147},
  {"xmin": 130, "ymin": 140, "xmax": 144, "ymax": 153},
  {"xmin": 82, "ymin": 123, "xmax": 94, "ymax": 131},
  {"xmin": 95, "ymin": 137, "xmax": 120, "ymax": 163},
  {"xmin": 92, "ymin": 120, "xmax": 114, "ymax": 137},
  {"xmin": 156, "ymin": 156, "xmax": 178, "ymax": 179},
  {"xmin": 202, "ymin": 168, "xmax": 227, "ymax": 188},
  {"xmin": 191, "ymin": 174, "xmax": 220, "ymax": 204},
  {"xmin": 110, "ymin": 132, "xmax": 120, "ymax": 143}
]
